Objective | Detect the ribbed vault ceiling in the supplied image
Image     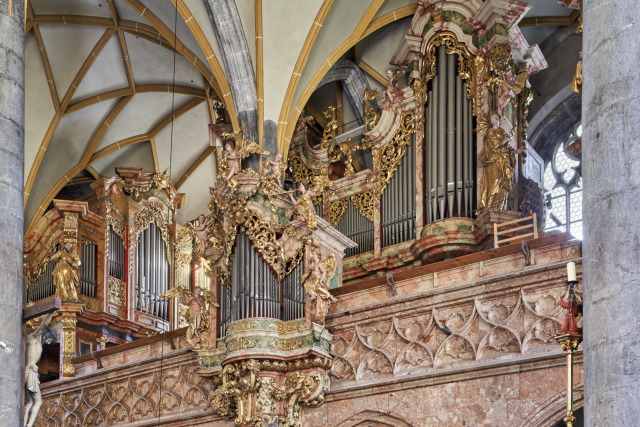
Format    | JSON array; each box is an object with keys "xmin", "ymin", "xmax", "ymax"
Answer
[{"xmin": 23, "ymin": 0, "xmax": 572, "ymax": 236}]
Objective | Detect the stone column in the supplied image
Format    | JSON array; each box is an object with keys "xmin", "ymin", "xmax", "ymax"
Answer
[
  {"xmin": 0, "ymin": 1, "xmax": 24, "ymax": 425},
  {"xmin": 582, "ymin": 1, "xmax": 640, "ymax": 425}
]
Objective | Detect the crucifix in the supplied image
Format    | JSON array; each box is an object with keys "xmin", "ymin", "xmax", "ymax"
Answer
[{"xmin": 22, "ymin": 291, "xmax": 62, "ymax": 427}]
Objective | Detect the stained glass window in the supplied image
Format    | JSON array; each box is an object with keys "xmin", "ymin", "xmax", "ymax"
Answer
[{"xmin": 543, "ymin": 123, "xmax": 583, "ymax": 239}]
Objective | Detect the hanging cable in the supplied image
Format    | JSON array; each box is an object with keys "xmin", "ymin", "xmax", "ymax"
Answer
[{"xmin": 157, "ymin": 1, "xmax": 179, "ymax": 425}]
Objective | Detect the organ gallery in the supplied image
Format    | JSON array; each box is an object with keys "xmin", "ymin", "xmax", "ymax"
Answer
[{"xmin": 1, "ymin": 0, "xmax": 635, "ymax": 426}]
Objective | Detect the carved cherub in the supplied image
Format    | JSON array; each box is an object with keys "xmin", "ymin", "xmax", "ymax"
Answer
[
  {"xmin": 194, "ymin": 214, "xmax": 211, "ymax": 255},
  {"xmin": 288, "ymin": 182, "xmax": 317, "ymax": 230},
  {"xmin": 381, "ymin": 69, "xmax": 405, "ymax": 107},
  {"xmin": 221, "ymin": 124, "xmax": 271, "ymax": 186},
  {"xmin": 301, "ymin": 241, "xmax": 337, "ymax": 327},
  {"xmin": 498, "ymin": 68, "xmax": 516, "ymax": 113},
  {"xmin": 264, "ymin": 152, "xmax": 286, "ymax": 185},
  {"xmin": 295, "ymin": 109, "xmax": 316, "ymax": 133}
]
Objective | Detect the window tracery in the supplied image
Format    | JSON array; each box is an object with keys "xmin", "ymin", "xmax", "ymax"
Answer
[{"xmin": 543, "ymin": 123, "xmax": 583, "ymax": 239}]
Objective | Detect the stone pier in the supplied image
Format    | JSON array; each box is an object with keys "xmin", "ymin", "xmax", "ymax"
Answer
[
  {"xmin": 0, "ymin": 0, "xmax": 25, "ymax": 425},
  {"xmin": 582, "ymin": 0, "xmax": 640, "ymax": 425}
]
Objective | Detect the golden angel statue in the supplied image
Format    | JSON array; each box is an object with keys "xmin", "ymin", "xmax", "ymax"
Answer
[
  {"xmin": 221, "ymin": 124, "xmax": 271, "ymax": 186},
  {"xmin": 301, "ymin": 241, "xmax": 337, "ymax": 327},
  {"xmin": 382, "ymin": 69, "xmax": 405, "ymax": 107},
  {"xmin": 160, "ymin": 286, "xmax": 219, "ymax": 349},
  {"xmin": 478, "ymin": 112, "xmax": 526, "ymax": 211},
  {"xmin": 288, "ymin": 182, "xmax": 318, "ymax": 230},
  {"xmin": 51, "ymin": 243, "xmax": 81, "ymax": 302}
]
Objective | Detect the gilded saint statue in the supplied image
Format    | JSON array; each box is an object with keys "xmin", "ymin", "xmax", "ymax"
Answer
[
  {"xmin": 478, "ymin": 113, "xmax": 525, "ymax": 211},
  {"xmin": 301, "ymin": 240, "xmax": 337, "ymax": 327},
  {"xmin": 51, "ymin": 243, "xmax": 81, "ymax": 302},
  {"xmin": 288, "ymin": 182, "xmax": 317, "ymax": 230},
  {"xmin": 571, "ymin": 51, "xmax": 582, "ymax": 96}
]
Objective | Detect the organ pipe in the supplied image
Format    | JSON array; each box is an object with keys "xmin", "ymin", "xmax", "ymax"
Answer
[
  {"xmin": 336, "ymin": 200, "xmax": 374, "ymax": 257},
  {"xmin": 424, "ymin": 46, "xmax": 475, "ymax": 223}
]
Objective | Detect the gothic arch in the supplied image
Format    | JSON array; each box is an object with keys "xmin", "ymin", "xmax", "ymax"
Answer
[
  {"xmin": 515, "ymin": 386, "xmax": 584, "ymax": 427},
  {"xmin": 333, "ymin": 410, "xmax": 416, "ymax": 427},
  {"xmin": 317, "ymin": 59, "xmax": 372, "ymax": 126}
]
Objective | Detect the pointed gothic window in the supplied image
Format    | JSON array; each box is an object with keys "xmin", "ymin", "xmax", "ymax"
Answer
[{"xmin": 543, "ymin": 123, "xmax": 583, "ymax": 239}]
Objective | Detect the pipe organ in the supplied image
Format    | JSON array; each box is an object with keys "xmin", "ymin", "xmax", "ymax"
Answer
[
  {"xmin": 108, "ymin": 226, "xmax": 125, "ymax": 281},
  {"xmin": 336, "ymin": 200, "xmax": 374, "ymax": 257},
  {"xmin": 220, "ymin": 229, "xmax": 282, "ymax": 335},
  {"xmin": 425, "ymin": 46, "xmax": 475, "ymax": 223},
  {"xmin": 282, "ymin": 260, "xmax": 305, "ymax": 321},
  {"xmin": 27, "ymin": 246, "xmax": 59, "ymax": 302},
  {"xmin": 80, "ymin": 242, "xmax": 97, "ymax": 298},
  {"xmin": 134, "ymin": 222, "xmax": 169, "ymax": 320},
  {"xmin": 382, "ymin": 134, "xmax": 416, "ymax": 247}
]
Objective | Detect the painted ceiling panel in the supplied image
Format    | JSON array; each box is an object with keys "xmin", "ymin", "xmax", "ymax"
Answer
[
  {"xmin": 92, "ymin": 141, "xmax": 156, "ymax": 177},
  {"xmin": 96, "ymin": 93, "xmax": 193, "ymax": 151},
  {"xmin": 112, "ymin": 0, "xmax": 149, "ymax": 24},
  {"xmin": 24, "ymin": 99, "xmax": 120, "ymax": 231},
  {"xmin": 182, "ymin": 0, "xmax": 226, "ymax": 77},
  {"xmin": 175, "ymin": 154, "xmax": 217, "ymax": 225},
  {"xmin": 373, "ymin": 0, "xmax": 417, "ymax": 20},
  {"xmin": 359, "ymin": 16, "xmax": 412, "ymax": 83},
  {"xmin": 39, "ymin": 24, "xmax": 108, "ymax": 102},
  {"xmin": 125, "ymin": 32, "xmax": 205, "ymax": 88},
  {"xmin": 290, "ymin": 0, "xmax": 375, "ymax": 119},
  {"xmin": 24, "ymin": 32, "xmax": 56, "ymax": 186},
  {"xmin": 71, "ymin": 34, "xmax": 129, "ymax": 103},
  {"xmin": 31, "ymin": 0, "xmax": 113, "ymax": 18},
  {"xmin": 139, "ymin": 0, "xmax": 212, "ymax": 73},
  {"xmin": 154, "ymin": 102, "xmax": 213, "ymax": 185},
  {"xmin": 235, "ymin": 0, "xmax": 256, "ymax": 75},
  {"xmin": 262, "ymin": 0, "xmax": 323, "ymax": 123}
]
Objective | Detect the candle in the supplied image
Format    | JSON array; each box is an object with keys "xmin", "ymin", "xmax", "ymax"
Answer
[{"xmin": 567, "ymin": 262, "xmax": 576, "ymax": 282}]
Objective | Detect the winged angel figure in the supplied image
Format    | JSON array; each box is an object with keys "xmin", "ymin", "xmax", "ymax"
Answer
[
  {"xmin": 220, "ymin": 124, "xmax": 270, "ymax": 187},
  {"xmin": 160, "ymin": 286, "xmax": 219, "ymax": 349},
  {"xmin": 301, "ymin": 240, "xmax": 338, "ymax": 327}
]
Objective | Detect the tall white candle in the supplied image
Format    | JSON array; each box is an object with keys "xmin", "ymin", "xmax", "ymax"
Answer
[{"xmin": 567, "ymin": 262, "xmax": 577, "ymax": 282}]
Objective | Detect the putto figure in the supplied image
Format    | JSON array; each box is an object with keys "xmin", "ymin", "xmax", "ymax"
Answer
[
  {"xmin": 194, "ymin": 214, "xmax": 211, "ymax": 256},
  {"xmin": 301, "ymin": 240, "xmax": 337, "ymax": 327},
  {"xmin": 264, "ymin": 152, "xmax": 286, "ymax": 186},
  {"xmin": 381, "ymin": 69, "xmax": 405, "ymax": 107},
  {"xmin": 51, "ymin": 243, "xmax": 81, "ymax": 302},
  {"xmin": 24, "ymin": 312, "xmax": 55, "ymax": 427},
  {"xmin": 295, "ymin": 109, "xmax": 316, "ymax": 133},
  {"xmin": 288, "ymin": 182, "xmax": 317, "ymax": 230},
  {"xmin": 221, "ymin": 124, "xmax": 271, "ymax": 187}
]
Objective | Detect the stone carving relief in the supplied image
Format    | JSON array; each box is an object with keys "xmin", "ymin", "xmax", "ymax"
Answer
[
  {"xmin": 329, "ymin": 287, "xmax": 569, "ymax": 384},
  {"xmin": 36, "ymin": 363, "xmax": 209, "ymax": 426}
]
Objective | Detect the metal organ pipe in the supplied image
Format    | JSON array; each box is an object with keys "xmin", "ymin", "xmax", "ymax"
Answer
[
  {"xmin": 447, "ymin": 52, "xmax": 456, "ymax": 215},
  {"xmin": 431, "ymin": 75, "xmax": 439, "ymax": 223},
  {"xmin": 456, "ymin": 73, "xmax": 463, "ymax": 217},
  {"xmin": 437, "ymin": 45, "xmax": 447, "ymax": 218}
]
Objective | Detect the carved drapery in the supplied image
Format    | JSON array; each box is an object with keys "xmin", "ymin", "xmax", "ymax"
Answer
[
  {"xmin": 133, "ymin": 201, "xmax": 170, "ymax": 260},
  {"xmin": 328, "ymin": 190, "xmax": 375, "ymax": 227}
]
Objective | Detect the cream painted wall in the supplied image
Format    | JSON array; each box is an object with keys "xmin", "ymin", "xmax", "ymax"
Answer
[
  {"xmin": 154, "ymin": 102, "xmax": 212, "ymax": 184},
  {"xmin": 183, "ymin": 0, "xmax": 227, "ymax": 78},
  {"xmin": 71, "ymin": 34, "xmax": 129, "ymax": 103},
  {"xmin": 38, "ymin": 24, "xmax": 107, "ymax": 102},
  {"xmin": 126, "ymin": 33, "xmax": 204, "ymax": 88},
  {"xmin": 290, "ymin": 0, "xmax": 374, "ymax": 119},
  {"xmin": 176, "ymin": 154, "xmax": 217, "ymax": 224},
  {"xmin": 96, "ymin": 93, "xmax": 193, "ymax": 151},
  {"xmin": 24, "ymin": 32, "xmax": 56, "ymax": 186},
  {"xmin": 92, "ymin": 142, "xmax": 156, "ymax": 178},
  {"xmin": 139, "ymin": 0, "xmax": 212, "ymax": 73},
  {"xmin": 25, "ymin": 99, "xmax": 120, "ymax": 231},
  {"xmin": 262, "ymin": 0, "xmax": 323, "ymax": 123},
  {"xmin": 235, "ymin": 0, "xmax": 256, "ymax": 75},
  {"xmin": 113, "ymin": 0, "xmax": 148, "ymax": 24},
  {"xmin": 359, "ymin": 16, "xmax": 412, "ymax": 80}
]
